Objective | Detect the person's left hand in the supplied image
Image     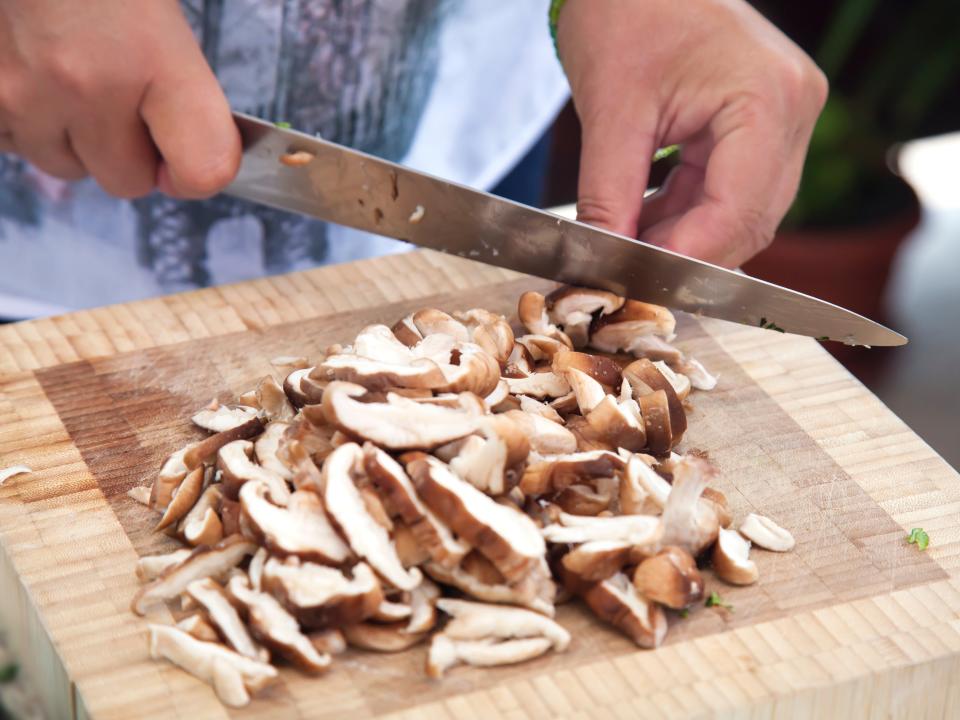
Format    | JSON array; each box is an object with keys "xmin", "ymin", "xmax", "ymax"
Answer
[{"xmin": 556, "ymin": 0, "xmax": 828, "ymax": 268}]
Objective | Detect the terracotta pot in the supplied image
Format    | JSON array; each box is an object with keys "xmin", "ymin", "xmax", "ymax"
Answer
[{"xmin": 742, "ymin": 202, "xmax": 921, "ymax": 386}]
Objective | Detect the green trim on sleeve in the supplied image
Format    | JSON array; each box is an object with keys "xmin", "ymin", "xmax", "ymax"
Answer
[{"xmin": 549, "ymin": 0, "xmax": 569, "ymax": 57}]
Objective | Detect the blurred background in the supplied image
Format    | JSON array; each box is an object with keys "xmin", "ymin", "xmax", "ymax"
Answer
[{"xmin": 521, "ymin": 0, "xmax": 960, "ymax": 470}]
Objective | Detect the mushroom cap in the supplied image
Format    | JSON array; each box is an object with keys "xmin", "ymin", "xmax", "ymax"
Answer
[
  {"xmin": 187, "ymin": 577, "xmax": 268, "ymax": 662},
  {"xmin": 517, "ymin": 291, "xmax": 572, "ymax": 346},
  {"xmin": 218, "ymin": 439, "xmax": 291, "ymax": 505},
  {"xmin": 555, "ymin": 482, "xmax": 615, "ymax": 516},
  {"xmin": 412, "ymin": 308, "xmax": 470, "ymax": 342},
  {"xmin": 618, "ymin": 452, "xmax": 670, "ymax": 515},
  {"xmin": 152, "ymin": 444, "xmax": 195, "ymax": 510},
  {"xmin": 565, "ymin": 367, "xmax": 607, "ymax": 415},
  {"xmin": 552, "ymin": 350, "xmax": 622, "ymax": 387},
  {"xmin": 582, "ymin": 572, "xmax": 667, "ymax": 649},
  {"xmin": 180, "ymin": 486, "xmax": 225, "ymax": 547},
  {"xmin": 257, "ymin": 375, "xmax": 296, "ymax": 421},
  {"xmin": 585, "ymin": 395, "xmax": 647, "ymax": 453},
  {"xmin": 713, "ymin": 527, "xmax": 760, "ymax": 585},
  {"xmin": 455, "ymin": 309, "xmax": 515, "ymax": 364},
  {"xmin": 519, "ymin": 450, "xmax": 625, "ymax": 497},
  {"xmin": 638, "ymin": 390, "xmax": 674, "ymax": 455},
  {"xmin": 623, "ymin": 358, "xmax": 688, "ymax": 442},
  {"xmin": 342, "ymin": 622, "xmax": 427, "ymax": 652},
  {"xmin": 739, "ymin": 513, "xmax": 795, "ymax": 552},
  {"xmin": 515, "ymin": 334, "xmax": 570, "ymax": 363},
  {"xmin": 191, "ymin": 404, "xmax": 260, "ymax": 433},
  {"xmin": 505, "ymin": 371, "xmax": 571, "ymax": 399},
  {"xmin": 184, "ymin": 417, "xmax": 264, "ymax": 470},
  {"xmin": 590, "ymin": 299, "xmax": 677, "ymax": 351},
  {"xmin": 321, "ymin": 353, "xmax": 447, "ymax": 391},
  {"xmin": 560, "ymin": 540, "xmax": 632, "ymax": 583},
  {"xmin": 391, "ymin": 315, "xmax": 423, "ymax": 347},
  {"xmin": 632, "ymin": 546, "xmax": 704, "ymax": 609},
  {"xmin": 547, "ymin": 286, "xmax": 625, "ymax": 320},
  {"xmin": 156, "ymin": 466, "xmax": 205, "ymax": 532}
]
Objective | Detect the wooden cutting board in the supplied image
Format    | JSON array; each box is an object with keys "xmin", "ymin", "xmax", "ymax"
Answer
[{"xmin": 2, "ymin": 250, "xmax": 959, "ymax": 720}]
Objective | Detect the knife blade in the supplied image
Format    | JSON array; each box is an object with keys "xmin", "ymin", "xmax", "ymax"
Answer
[{"xmin": 225, "ymin": 113, "xmax": 906, "ymax": 347}]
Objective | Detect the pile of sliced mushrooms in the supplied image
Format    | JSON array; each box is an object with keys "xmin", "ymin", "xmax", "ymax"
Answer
[{"xmin": 128, "ymin": 287, "xmax": 795, "ymax": 707}]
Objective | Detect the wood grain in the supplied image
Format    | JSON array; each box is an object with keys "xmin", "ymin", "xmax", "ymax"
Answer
[{"xmin": 2, "ymin": 249, "xmax": 959, "ymax": 719}]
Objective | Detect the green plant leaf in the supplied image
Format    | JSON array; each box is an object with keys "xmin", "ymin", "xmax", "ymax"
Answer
[
  {"xmin": 705, "ymin": 591, "xmax": 734, "ymax": 611},
  {"xmin": 907, "ymin": 527, "xmax": 930, "ymax": 551},
  {"xmin": 0, "ymin": 663, "xmax": 18, "ymax": 683}
]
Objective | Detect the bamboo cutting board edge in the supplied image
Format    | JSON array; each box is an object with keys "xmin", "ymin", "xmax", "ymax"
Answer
[{"xmin": 1, "ymin": 249, "xmax": 959, "ymax": 719}]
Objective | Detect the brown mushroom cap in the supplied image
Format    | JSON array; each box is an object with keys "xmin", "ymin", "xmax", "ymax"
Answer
[
  {"xmin": 321, "ymin": 353, "xmax": 447, "ymax": 391},
  {"xmin": 455, "ymin": 309, "xmax": 515, "ymax": 364},
  {"xmin": 183, "ymin": 417, "xmax": 265, "ymax": 470},
  {"xmin": 560, "ymin": 540, "xmax": 633, "ymax": 583},
  {"xmin": 257, "ymin": 375, "xmax": 296, "ymax": 421},
  {"xmin": 156, "ymin": 466, "xmax": 205, "ymax": 532},
  {"xmin": 412, "ymin": 308, "xmax": 470, "ymax": 341},
  {"xmin": 547, "ymin": 287, "xmax": 625, "ymax": 348},
  {"xmin": 712, "ymin": 527, "xmax": 759, "ymax": 585},
  {"xmin": 517, "ymin": 291, "xmax": 572, "ymax": 346},
  {"xmin": 555, "ymin": 482, "xmax": 615, "ymax": 516},
  {"xmin": 552, "ymin": 350, "xmax": 622, "ymax": 387},
  {"xmin": 191, "ymin": 404, "xmax": 260, "ymax": 433},
  {"xmin": 262, "ymin": 557, "xmax": 383, "ymax": 629},
  {"xmin": 187, "ymin": 577, "xmax": 268, "ymax": 662},
  {"xmin": 618, "ymin": 452, "xmax": 670, "ymax": 515},
  {"xmin": 638, "ymin": 390, "xmax": 673, "ymax": 455},
  {"xmin": 321, "ymin": 382, "xmax": 481, "ymax": 450},
  {"xmin": 515, "ymin": 334, "xmax": 571, "ymax": 363},
  {"xmin": 342, "ymin": 622, "xmax": 427, "ymax": 652},
  {"xmin": 519, "ymin": 450, "xmax": 625, "ymax": 497},
  {"xmin": 180, "ymin": 485, "xmax": 225, "ymax": 547},
  {"xmin": 582, "ymin": 572, "xmax": 667, "ymax": 649},
  {"xmin": 585, "ymin": 395, "xmax": 647, "ymax": 453},
  {"xmin": 632, "ymin": 546, "xmax": 704, "ymax": 609},
  {"xmin": 408, "ymin": 456, "xmax": 545, "ymax": 584},
  {"xmin": 622, "ymin": 358, "xmax": 687, "ymax": 443},
  {"xmin": 589, "ymin": 300, "xmax": 677, "ymax": 354},
  {"xmin": 505, "ymin": 371, "xmax": 571, "ymax": 399},
  {"xmin": 218, "ymin": 440, "xmax": 291, "ymax": 505},
  {"xmin": 391, "ymin": 314, "xmax": 423, "ymax": 347}
]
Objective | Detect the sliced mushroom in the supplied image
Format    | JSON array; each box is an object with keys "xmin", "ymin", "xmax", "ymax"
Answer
[
  {"xmin": 563, "ymin": 415, "xmax": 615, "ymax": 453},
  {"xmin": 515, "ymin": 334, "xmax": 571, "ymax": 364},
  {"xmin": 254, "ymin": 421, "xmax": 293, "ymax": 482},
  {"xmin": 359, "ymin": 484, "xmax": 394, "ymax": 531},
  {"xmin": 132, "ymin": 535, "xmax": 257, "ymax": 615},
  {"xmin": 638, "ymin": 390, "xmax": 673, "ymax": 455},
  {"xmin": 555, "ymin": 482, "xmax": 615, "ymax": 516},
  {"xmin": 154, "ymin": 464, "xmax": 206, "ymax": 532},
  {"xmin": 151, "ymin": 444, "xmax": 196, "ymax": 510},
  {"xmin": 262, "ymin": 557, "xmax": 383, "ymax": 629},
  {"xmin": 619, "ymin": 452, "xmax": 670, "ymax": 515},
  {"xmin": 561, "ymin": 540, "xmax": 633, "ymax": 583},
  {"xmin": 622, "ymin": 358, "xmax": 687, "ymax": 442},
  {"xmin": 342, "ymin": 622, "xmax": 427, "ymax": 652},
  {"xmin": 505, "ymin": 371, "xmax": 571, "ymax": 399},
  {"xmin": 436, "ymin": 343, "xmax": 501, "ymax": 397},
  {"xmin": 585, "ymin": 395, "xmax": 647, "ymax": 452},
  {"xmin": 449, "ymin": 415, "xmax": 530, "ymax": 495},
  {"xmin": 632, "ymin": 546, "xmax": 704, "ymax": 608},
  {"xmin": 248, "ymin": 547, "xmax": 268, "ymax": 592},
  {"xmin": 408, "ymin": 456, "xmax": 545, "ymax": 583},
  {"xmin": 516, "ymin": 395, "xmax": 564, "ymax": 423},
  {"xmin": 220, "ymin": 498, "xmax": 242, "ymax": 537},
  {"xmin": 659, "ymin": 456, "xmax": 720, "ymax": 557},
  {"xmin": 675, "ymin": 355, "xmax": 717, "ymax": 391},
  {"xmin": 517, "ymin": 291, "xmax": 571, "ymax": 346},
  {"xmin": 547, "ymin": 287, "xmax": 625, "ymax": 348},
  {"xmin": 372, "ymin": 597, "xmax": 412, "ymax": 623},
  {"xmin": 412, "ymin": 308, "xmax": 470, "ymax": 342},
  {"xmin": 218, "ymin": 440, "xmax": 291, "ymax": 505},
  {"xmin": 713, "ymin": 527, "xmax": 759, "ymax": 585},
  {"xmin": 192, "ymin": 405, "xmax": 259, "ymax": 433},
  {"xmin": 180, "ymin": 485, "xmax": 224, "ymax": 547},
  {"xmin": 176, "ymin": 613, "xmax": 221, "ymax": 643},
  {"xmin": 503, "ymin": 410, "xmax": 577, "ymax": 456},
  {"xmin": 127, "ymin": 485, "xmax": 152, "ymax": 506},
  {"xmin": 702, "ymin": 487, "xmax": 733, "ymax": 528},
  {"xmin": 739, "ymin": 513, "xmax": 795, "ymax": 552},
  {"xmin": 320, "ymin": 382, "xmax": 481, "ymax": 450},
  {"xmin": 147, "ymin": 624, "xmax": 277, "ymax": 708},
  {"xmin": 455, "ymin": 308, "xmax": 515, "ymax": 364},
  {"xmin": 552, "ymin": 350, "xmax": 622, "ymax": 387},
  {"xmin": 309, "ymin": 629, "xmax": 347, "ymax": 656},
  {"xmin": 483, "ymin": 379, "xmax": 511, "ymax": 410},
  {"xmin": 227, "ymin": 575, "xmax": 331, "ymax": 674},
  {"xmin": 589, "ymin": 300, "xmax": 677, "ymax": 354},
  {"xmin": 322, "ymin": 443, "xmax": 420, "ymax": 591},
  {"xmin": 541, "ymin": 513, "xmax": 662, "ymax": 548},
  {"xmin": 582, "ymin": 572, "xmax": 667, "ymax": 649},
  {"xmin": 363, "ymin": 444, "xmax": 469, "ymax": 569},
  {"xmin": 427, "ymin": 635, "xmax": 553, "ymax": 678},
  {"xmin": 321, "ymin": 353, "xmax": 447, "ymax": 391},
  {"xmin": 257, "ymin": 375, "xmax": 296, "ymax": 421},
  {"xmin": 406, "ymin": 578, "xmax": 441, "ymax": 634},
  {"xmin": 651, "ymin": 360, "xmax": 692, "ymax": 401},
  {"xmin": 282, "ymin": 367, "xmax": 314, "ymax": 407},
  {"xmin": 136, "ymin": 548, "xmax": 192, "ymax": 582},
  {"xmin": 520, "ymin": 450, "xmax": 625, "ymax": 497},
  {"xmin": 436, "ymin": 598, "xmax": 570, "ymax": 650},
  {"xmin": 186, "ymin": 578, "xmax": 268, "ymax": 662},
  {"xmin": 183, "ymin": 417, "xmax": 264, "ymax": 470},
  {"xmin": 391, "ymin": 314, "xmax": 423, "ymax": 347},
  {"xmin": 240, "ymin": 482, "xmax": 351, "ymax": 565},
  {"xmin": 504, "ymin": 341, "xmax": 535, "ymax": 377}
]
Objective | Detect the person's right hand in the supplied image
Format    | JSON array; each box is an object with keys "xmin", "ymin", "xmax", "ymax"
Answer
[{"xmin": 0, "ymin": 0, "xmax": 240, "ymax": 199}]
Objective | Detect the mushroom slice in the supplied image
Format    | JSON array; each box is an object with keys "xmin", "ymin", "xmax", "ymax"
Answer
[
  {"xmin": 186, "ymin": 578, "xmax": 268, "ymax": 662},
  {"xmin": 638, "ymin": 390, "xmax": 673, "ymax": 455},
  {"xmin": 271, "ymin": 355, "xmax": 310, "ymax": 371},
  {"xmin": 254, "ymin": 421, "xmax": 293, "ymax": 481},
  {"xmin": 136, "ymin": 549, "xmax": 192, "ymax": 582},
  {"xmin": 564, "ymin": 368, "xmax": 607, "ymax": 414},
  {"xmin": 322, "ymin": 443, "xmax": 421, "ymax": 591},
  {"xmin": 309, "ymin": 629, "xmax": 347, "ymax": 656},
  {"xmin": 515, "ymin": 334, "xmax": 570, "ymax": 364},
  {"xmin": 585, "ymin": 395, "xmax": 647, "ymax": 452},
  {"xmin": 127, "ymin": 485, "xmax": 152, "ymax": 505},
  {"xmin": 132, "ymin": 535, "xmax": 257, "ymax": 615},
  {"xmin": 423, "ymin": 561, "xmax": 554, "ymax": 617},
  {"xmin": 561, "ymin": 540, "xmax": 633, "ymax": 583},
  {"xmin": 0, "ymin": 464, "xmax": 31, "ymax": 486},
  {"xmin": 352, "ymin": 324, "xmax": 420, "ymax": 364},
  {"xmin": 504, "ymin": 341, "xmax": 535, "ymax": 377},
  {"xmin": 155, "ymin": 467, "xmax": 205, "ymax": 532},
  {"xmin": 248, "ymin": 548, "xmax": 268, "ymax": 592},
  {"xmin": 504, "ymin": 410, "xmax": 577, "ymax": 456},
  {"xmin": 675, "ymin": 355, "xmax": 717, "ymax": 391},
  {"xmin": 517, "ymin": 291, "xmax": 572, "ymax": 346},
  {"xmin": 436, "ymin": 343, "xmax": 501, "ymax": 397},
  {"xmin": 282, "ymin": 367, "xmax": 315, "ymax": 407},
  {"xmin": 623, "ymin": 358, "xmax": 688, "ymax": 442},
  {"xmin": 321, "ymin": 353, "xmax": 446, "ymax": 391},
  {"xmin": 342, "ymin": 622, "xmax": 427, "ymax": 652},
  {"xmin": 363, "ymin": 444, "xmax": 469, "ymax": 569},
  {"xmin": 427, "ymin": 635, "xmax": 553, "ymax": 678},
  {"xmin": 408, "ymin": 456, "xmax": 546, "ymax": 583},
  {"xmin": 177, "ymin": 613, "xmax": 221, "ymax": 643},
  {"xmin": 632, "ymin": 546, "xmax": 704, "ymax": 608},
  {"xmin": 621, "ymin": 335, "xmax": 683, "ymax": 365},
  {"xmin": 541, "ymin": 513, "xmax": 662, "ymax": 548},
  {"xmin": 739, "ymin": 513, "xmax": 795, "ymax": 552},
  {"xmin": 184, "ymin": 417, "xmax": 265, "ymax": 470},
  {"xmin": 555, "ymin": 482, "xmax": 615, "ymax": 516},
  {"xmin": 660, "ymin": 456, "xmax": 720, "ymax": 557},
  {"xmin": 372, "ymin": 598, "xmax": 413, "ymax": 623},
  {"xmin": 582, "ymin": 572, "xmax": 667, "ymax": 649},
  {"xmin": 455, "ymin": 309, "xmax": 515, "ymax": 364},
  {"xmin": 412, "ymin": 308, "xmax": 470, "ymax": 342},
  {"xmin": 436, "ymin": 598, "xmax": 570, "ymax": 650},
  {"xmin": 619, "ymin": 452, "xmax": 670, "ymax": 515},
  {"xmin": 148, "ymin": 625, "xmax": 277, "ymax": 708},
  {"xmin": 588, "ymin": 300, "xmax": 677, "ymax": 354},
  {"xmin": 651, "ymin": 360, "xmax": 692, "ymax": 401},
  {"xmin": 191, "ymin": 404, "xmax": 259, "ymax": 433},
  {"xmin": 152, "ymin": 444, "xmax": 196, "ymax": 510},
  {"xmin": 240, "ymin": 482, "xmax": 351, "ymax": 565},
  {"xmin": 713, "ymin": 528, "xmax": 759, "ymax": 585},
  {"xmin": 702, "ymin": 487, "xmax": 733, "ymax": 529},
  {"xmin": 257, "ymin": 375, "xmax": 296, "ymax": 421},
  {"xmin": 218, "ymin": 440, "xmax": 291, "ymax": 505},
  {"xmin": 505, "ymin": 371, "xmax": 571, "ymax": 399},
  {"xmin": 520, "ymin": 450, "xmax": 625, "ymax": 497},
  {"xmin": 516, "ymin": 395, "xmax": 564, "ymax": 424},
  {"xmin": 227, "ymin": 575, "xmax": 331, "ymax": 674},
  {"xmin": 262, "ymin": 558, "xmax": 383, "ymax": 629},
  {"xmin": 552, "ymin": 350, "xmax": 622, "ymax": 387},
  {"xmin": 406, "ymin": 578, "xmax": 441, "ymax": 634},
  {"xmin": 181, "ymin": 485, "xmax": 224, "ymax": 547},
  {"xmin": 547, "ymin": 287, "xmax": 625, "ymax": 348},
  {"xmin": 449, "ymin": 415, "xmax": 530, "ymax": 496},
  {"xmin": 391, "ymin": 314, "xmax": 423, "ymax": 347},
  {"xmin": 484, "ymin": 379, "xmax": 510, "ymax": 410},
  {"xmin": 321, "ymin": 382, "xmax": 480, "ymax": 450}
]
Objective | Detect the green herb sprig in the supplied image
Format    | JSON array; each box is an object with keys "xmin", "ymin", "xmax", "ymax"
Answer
[
  {"xmin": 907, "ymin": 527, "xmax": 930, "ymax": 551},
  {"xmin": 705, "ymin": 591, "xmax": 734, "ymax": 611}
]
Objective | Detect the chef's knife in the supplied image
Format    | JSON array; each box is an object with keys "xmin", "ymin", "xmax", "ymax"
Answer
[{"xmin": 225, "ymin": 113, "xmax": 906, "ymax": 347}]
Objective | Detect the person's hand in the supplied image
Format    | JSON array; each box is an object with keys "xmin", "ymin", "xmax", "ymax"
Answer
[
  {"xmin": 0, "ymin": 0, "xmax": 240, "ymax": 199},
  {"xmin": 557, "ymin": 0, "xmax": 828, "ymax": 267}
]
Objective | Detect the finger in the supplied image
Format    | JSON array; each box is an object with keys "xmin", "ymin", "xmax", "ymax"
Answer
[
  {"xmin": 6, "ymin": 121, "xmax": 87, "ymax": 181},
  {"xmin": 636, "ymin": 161, "xmax": 705, "ymax": 236},
  {"xmin": 141, "ymin": 27, "xmax": 240, "ymax": 199},
  {"xmin": 575, "ymin": 102, "xmax": 658, "ymax": 237},
  {"xmin": 70, "ymin": 103, "xmax": 158, "ymax": 199}
]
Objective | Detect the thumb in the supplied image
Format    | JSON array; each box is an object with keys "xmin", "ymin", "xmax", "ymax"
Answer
[{"xmin": 575, "ymin": 105, "xmax": 657, "ymax": 237}]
